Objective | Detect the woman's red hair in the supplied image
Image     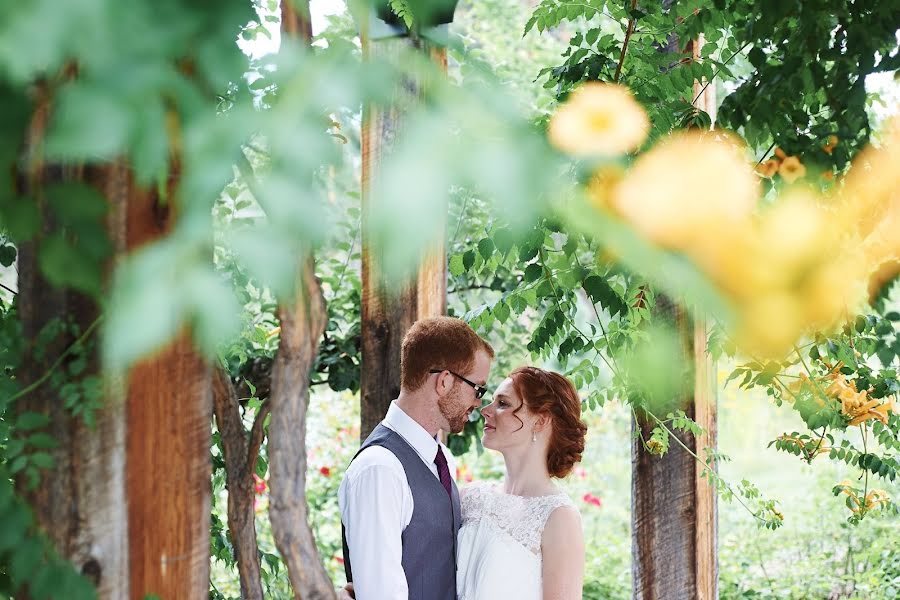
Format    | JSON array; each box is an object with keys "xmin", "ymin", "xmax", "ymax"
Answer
[{"xmin": 509, "ymin": 366, "xmax": 587, "ymax": 478}]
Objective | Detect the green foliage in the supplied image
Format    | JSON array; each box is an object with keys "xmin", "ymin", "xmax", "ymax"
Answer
[
  {"xmin": 0, "ymin": 297, "xmax": 95, "ymax": 598},
  {"xmin": 529, "ymin": 0, "xmax": 900, "ymax": 171},
  {"xmin": 728, "ymin": 304, "xmax": 900, "ymax": 524}
]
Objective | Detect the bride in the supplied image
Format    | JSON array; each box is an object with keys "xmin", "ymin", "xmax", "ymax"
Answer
[{"xmin": 457, "ymin": 366, "xmax": 586, "ymax": 600}]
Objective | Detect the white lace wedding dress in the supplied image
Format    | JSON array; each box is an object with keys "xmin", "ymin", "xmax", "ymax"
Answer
[{"xmin": 456, "ymin": 481, "xmax": 576, "ymax": 600}]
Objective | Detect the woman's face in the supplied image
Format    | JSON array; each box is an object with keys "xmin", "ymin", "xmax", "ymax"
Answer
[{"xmin": 481, "ymin": 377, "xmax": 537, "ymax": 451}]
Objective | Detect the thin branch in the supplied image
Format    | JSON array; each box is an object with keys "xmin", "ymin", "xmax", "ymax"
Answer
[
  {"xmin": 451, "ymin": 195, "xmax": 469, "ymax": 246},
  {"xmin": 246, "ymin": 399, "xmax": 271, "ymax": 473},
  {"xmin": 613, "ymin": 0, "xmax": 638, "ymax": 82},
  {"xmin": 212, "ymin": 366, "xmax": 265, "ymax": 600},
  {"xmin": 645, "ymin": 410, "xmax": 767, "ymax": 525},
  {"xmin": 7, "ymin": 316, "xmax": 102, "ymax": 404},
  {"xmin": 690, "ymin": 41, "xmax": 751, "ymax": 105},
  {"xmin": 0, "ymin": 281, "xmax": 17, "ymax": 296},
  {"xmin": 333, "ymin": 218, "xmax": 359, "ymax": 296},
  {"xmin": 448, "ymin": 283, "xmax": 499, "ymax": 294},
  {"xmin": 755, "ymin": 141, "xmax": 777, "ymax": 167}
]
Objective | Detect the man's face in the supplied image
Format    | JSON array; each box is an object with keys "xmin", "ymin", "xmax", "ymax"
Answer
[{"xmin": 437, "ymin": 350, "xmax": 492, "ymax": 434}]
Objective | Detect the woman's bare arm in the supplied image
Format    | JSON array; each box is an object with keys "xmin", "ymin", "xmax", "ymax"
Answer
[{"xmin": 541, "ymin": 506, "xmax": 584, "ymax": 600}]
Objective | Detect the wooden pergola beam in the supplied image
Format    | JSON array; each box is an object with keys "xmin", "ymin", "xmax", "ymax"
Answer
[
  {"xmin": 631, "ymin": 35, "xmax": 718, "ymax": 600},
  {"xmin": 360, "ymin": 26, "xmax": 449, "ymax": 440}
]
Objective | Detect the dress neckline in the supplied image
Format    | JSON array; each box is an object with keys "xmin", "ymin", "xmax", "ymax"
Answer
[{"xmin": 489, "ymin": 481, "xmax": 566, "ymax": 500}]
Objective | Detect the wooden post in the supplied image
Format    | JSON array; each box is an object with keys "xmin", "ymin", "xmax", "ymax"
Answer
[
  {"xmin": 691, "ymin": 38, "xmax": 719, "ymax": 599},
  {"xmin": 118, "ymin": 165, "xmax": 212, "ymax": 600},
  {"xmin": 360, "ymin": 29, "xmax": 448, "ymax": 440},
  {"xmin": 14, "ymin": 90, "xmax": 129, "ymax": 598},
  {"xmin": 15, "ymin": 92, "xmax": 210, "ymax": 599},
  {"xmin": 631, "ymin": 35, "xmax": 718, "ymax": 600}
]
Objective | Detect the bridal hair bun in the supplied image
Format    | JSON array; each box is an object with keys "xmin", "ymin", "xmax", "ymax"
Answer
[{"xmin": 509, "ymin": 366, "xmax": 587, "ymax": 478}]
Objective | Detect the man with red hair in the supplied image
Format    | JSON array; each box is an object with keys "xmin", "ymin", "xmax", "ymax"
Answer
[{"xmin": 339, "ymin": 317, "xmax": 494, "ymax": 600}]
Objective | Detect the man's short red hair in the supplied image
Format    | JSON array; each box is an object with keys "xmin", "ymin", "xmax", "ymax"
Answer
[{"xmin": 401, "ymin": 317, "xmax": 495, "ymax": 392}]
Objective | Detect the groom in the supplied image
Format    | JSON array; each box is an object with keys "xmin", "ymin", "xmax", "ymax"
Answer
[{"xmin": 339, "ymin": 316, "xmax": 494, "ymax": 600}]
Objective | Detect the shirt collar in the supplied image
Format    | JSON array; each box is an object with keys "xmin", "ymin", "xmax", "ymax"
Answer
[{"xmin": 383, "ymin": 401, "xmax": 439, "ymax": 463}]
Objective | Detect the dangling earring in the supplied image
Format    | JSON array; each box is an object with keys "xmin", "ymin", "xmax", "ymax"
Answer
[{"xmin": 532, "ymin": 430, "xmax": 537, "ymax": 443}]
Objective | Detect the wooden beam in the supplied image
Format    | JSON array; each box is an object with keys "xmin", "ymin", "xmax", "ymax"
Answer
[
  {"xmin": 121, "ymin": 166, "xmax": 212, "ymax": 600},
  {"xmin": 631, "ymin": 301, "xmax": 698, "ymax": 599},
  {"xmin": 360, "ymin": 32, "xmax": 448, "ymax": 440},
  {"xmin": 631, "ymin": 34, "xmax": 718, "ymax": 600},
  {"xmin": 691, "ymin": 36, "xmax": 718, "ymax": 600},
  {"xmin": 15, "ymin": 89, "xmax": 129, "ymax": 598}
]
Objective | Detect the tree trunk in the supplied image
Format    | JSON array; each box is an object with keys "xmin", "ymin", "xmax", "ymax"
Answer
[
  {"xmin": 265, "ymin": 4, "xmax": 336, "ymax": 598},
  {"xmin": 14, "ymin": 86, "xmax": 129, "ymax": 598},
  {"xmin": 631, "ymin": 35, "xmax": 718, "ymax": 600},
  {"xmin": 267, "ymin": 255, "xmax": 333, "ymax": 599},
  {"xmin": 119, "ymin": 165, "xmax": 212, "ymax": 600},
  {"xmin": 360, "ymin": 34, "xmax": 448, "ymax": 440},
  {"xmin": 211, "ymin": 368, "xmax": 266, "ymax": 600}
]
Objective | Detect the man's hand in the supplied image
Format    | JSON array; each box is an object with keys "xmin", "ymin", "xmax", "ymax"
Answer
[{"xmin": 336, "ymin": 583, "xmax": 355, "ymax": 600}]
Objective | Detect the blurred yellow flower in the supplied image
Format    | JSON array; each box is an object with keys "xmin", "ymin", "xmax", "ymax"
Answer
[
  {"xmin": 611, "ymin": 131, "xmax": 759, "ymax": 249},
  {"xmin": 839, "ymin": 117, "xmax": 900, "ymax": 241},
  {"xmin": 778, "ymin": 156, "xmax": 806, "ymax": 183},
  {"xmin": 866, "ymin": 259, "xmax": 900, "ymax": 305},
  {"xmin": 548, "ymin": 82, "xmax": 649, "ymax": 156},
  {"xmin": 734, "ymin": 292, "xmax": 805, "ymax": 359},
  {"xmin": 823, "ymin": 135, "xmax": 838, "ymax": 154},
  {"xmin": 686, "ymin": 226, "xmax": 770, "ymax": 302},
  {"xmin": 756, "ymin": 159, "xmax": 779, "ymax": 178},
  {"xmin": 801, "ymin": 254, "xmax": 865, "ymax": 329},
  {"xmin": 586, "ymin": 165, "xmax": 626, "ymax": 213}
]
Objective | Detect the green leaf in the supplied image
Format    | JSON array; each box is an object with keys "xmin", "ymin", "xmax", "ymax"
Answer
[
  {"xmin": 30, "ymin": 452, "xmax": 55, "ymax": 469},
  {"xmin": 524, "ymin": 263, "xmax": 542, "ymax": 283},
  {"xmin": 0, "ymin": 243, "xmax": 16, "ymax": 267},
  {"xmin": 38, "ymin": 232, "xmax": 103, "ymax": 296},
  {"xmin": 462, "ymin": 250, "xmax": 476, "ymax": 272},
  {"xmin": 449, "ymin": 254, "xmax": 465, "ymax": 276},
  {"xmin": 492, "ymin": 301, "xmax": 510, "ymax": 324},
  {"xmin": 26, "ymin": 433, "xmax": 59, "ymax": 450},
  {"xmin": 0, "ymin": 195, "xmax": 40, "ymax": 240},
  {"xmin": 15, "ymin": 412, "xmax": 51, "ymax": 431},
  {"xmin": 583, "ymin": 275, "xmax": 627, "ymax": 317},
  {"xmin": 477, "ymin": 238, "xmax": 495, "ymax": 261}
]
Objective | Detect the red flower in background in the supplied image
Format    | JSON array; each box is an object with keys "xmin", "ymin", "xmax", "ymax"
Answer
[
  {"xmin": 582, "ymin": 492, "xmax": 602, "ymax": 508},
  {"xmin": 253, "ymin": 474, "xmax": 267, "ymax": 495},
  {"xmin": 320, "ymin": 466, "xmax": 331, "ymax": 477},
  {"xmin": 456, "ymin": 465, "xmax": 474, "ymax": 483},
  {"xmin": 574, "ymin": 466, "xmax": 587, "ymax": 479}
]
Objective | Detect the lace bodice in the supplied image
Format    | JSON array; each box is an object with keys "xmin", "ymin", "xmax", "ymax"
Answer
[{"xmin": 460, "ymin": 480, "xmax": 575, "ymax": 555}]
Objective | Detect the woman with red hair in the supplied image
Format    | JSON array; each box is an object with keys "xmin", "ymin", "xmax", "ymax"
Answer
[{"xmin": 457, "ymin": 366, "xmax": 587, "ymax": 600}]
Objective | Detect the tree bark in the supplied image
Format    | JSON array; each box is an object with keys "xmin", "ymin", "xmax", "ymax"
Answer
[
  {"xmin": 211, "ymin": 368, "xmax": 266, "ymax": 600},
  {"xmin": 265, "ymin": 4, "xmax": 336, "ymax": 598},
  {"xmin": 14, "ymin": 84, "xmax": 129, "ymax": 599},
  {"xmin": 267, "ymin": 255, "xmax": 333, "ymax": 599},
  {"xmin": 360, "ymin": 34, "xmax": 448, "ymax": 441},
  {"xmin": 631, "ymin": 35, "xmax": 718, "ymax": 600}
]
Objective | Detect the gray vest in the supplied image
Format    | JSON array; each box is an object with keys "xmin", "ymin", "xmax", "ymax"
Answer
[{"xmin": 342, "ymin": 424, "xmax": 461, "ymax": 600}]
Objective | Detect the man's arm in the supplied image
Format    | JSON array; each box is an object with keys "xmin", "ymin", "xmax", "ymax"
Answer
[{"xmin": 339, "ymin": 453, "xmax": 410, "ymax": 600}]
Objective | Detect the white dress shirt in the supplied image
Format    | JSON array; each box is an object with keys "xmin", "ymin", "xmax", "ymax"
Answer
[{"xmin": 338, "ymin": 401, "xmax": 457, "ymax": 600}]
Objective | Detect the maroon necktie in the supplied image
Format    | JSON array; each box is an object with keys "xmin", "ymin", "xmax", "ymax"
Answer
[{"xmin": 433, "ymin": 446, "xmax": 453, "ymax": 498}]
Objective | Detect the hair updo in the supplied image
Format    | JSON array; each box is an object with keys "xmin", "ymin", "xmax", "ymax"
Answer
[{"xmin": 509, "ymin": 366, "xmax": 587, "ymax": 478}]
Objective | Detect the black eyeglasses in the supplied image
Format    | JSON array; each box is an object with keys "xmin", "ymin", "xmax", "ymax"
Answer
[{"xmin": 429, "ymin": 369, "xmax": 489, "ymax": 399}]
